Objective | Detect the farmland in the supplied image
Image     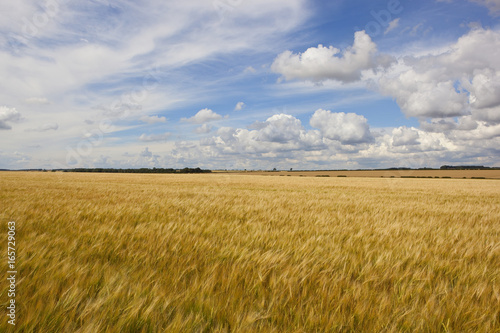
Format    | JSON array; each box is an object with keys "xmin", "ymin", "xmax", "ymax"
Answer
[
  {"xmin": 1, "ymin": 172, "xmax": 499, "ymax": 332},
  {"xmin": 228, "ymin": 169, "xmax": 500, "ymax": 179}
]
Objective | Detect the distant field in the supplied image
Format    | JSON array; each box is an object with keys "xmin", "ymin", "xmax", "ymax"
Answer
[
  {"xmin": 1, "ymin": 172, "xmax": 499, "ymax": 332},
  {"xmin": 227, "ymin": 169, "xmax": 500, "ymax": 179}
]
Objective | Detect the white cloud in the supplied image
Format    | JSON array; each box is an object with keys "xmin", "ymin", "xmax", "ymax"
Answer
[
  {"xmin": 379, "ymin": 28, "xmax": 500, "ymax": 120},
  {"xmin": 2, "ymin": 2, "xmax": 500, "ymax": 170},
  {"xmin": 420, "ymin": 119, "xmax": 461, "ymax": 133},
  {"xmin": 0, "ymin": 107, "xmax": 21, "ymax": 130},
  {"xmin": 449, "ymin": 121, "xmax": 500, "ymax": 140},
  {"xmin": 410, "ymin": 23, "xmax": 424, "ymax": 36},
  {"xmin": 134, "ymin": 146, "xmax": 161, "ymax": 166},
  {"xmin": 140, "ymin": 147, "xmax": 153, "ymax": 158},
  {"xmin": 467, "ymin": 69, "xmax": 500, "ymax": 111},
  {"xmin": 182, "ymin": 108, "xmax": 223, "ymax": 124},
  {"xmin": 27, "ymin": 123, "xmax": 59, "ymax": 132},
  {"xmin": 379, "ymin": 72, "xmax": 469, "ymax": 118},
  {"xmin": 139, "ymin": 132, "xmax": 171, "ymax": 142},
  {"xmin": 140, "ymin": 115, "xmax": 167, "ymax": 124},
  {"xmin": 256, "ymin": 114, "xmax": 305, "ymax": 143},
  {"xmin": 243, "ymin": 66, "xmax": 256, "ymax": 74},
  {"xmin": 385, "ymin": 18, "xmax": 400, "ymax": 34},
  {"xmin": 194, "ymin": 124, "xmax": 213, "ymax": 134},
  {"xmin": 234, "ymin": 102, "xmax": 245, "ymax": 111},
  {"xmin": 391, "ymin": 126, "xmax": 420, "ymax": 146},
  {"xmin": 174, "ymin": 112, "xmax": 468, "ymax": 170},
  {"xmin": 271, "ymin": 31, "xmax": 394, "ymax": 83},
  {"xmin": 25, "ymin": 97, "xmax": 50, "ymax": 105},
  {"xmin": 0, "ymin": 0, "xmax": 309, "ymax": 163},
  {"xmin": 470, "ymin": 0, "xmax": 500, "ymax": 16},
  {"xmin": 200, "ymin": 113, "xmax": 325, "ymax": 159},
  {"xmin": 310, "ymin": 109, "xmax": 373, "ymax": 144},
  {"xmin": 189, "ymin": 111, "xmax": 381, "ymax": 169}
]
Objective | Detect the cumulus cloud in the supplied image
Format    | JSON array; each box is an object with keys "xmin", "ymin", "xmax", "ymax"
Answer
[
  {"xmin": 448, "ymin": 122, "xmax": 500, "ymax": 141},
  {"xmin": 140, "ymin": 115, "xmax": 167, "ymax": 124},
  {"xmin": 418, "ymin": 116, "xmax": 480, "ymax": 133},
  {"xmin": 194, "ymin": 124, "xmax": 213, "ymax": 134},
  {"xmin": 379, "ymin": 28, "xmax": 500, "ymax": 121},
  {"xmin": 310, "ymin": 109, "xmax": 373, "ymax": 144},
  {"xmin": 140, "ymin": 147, "xmax": 153, "ymax": 158},
  {"xmin": 256, "ymin": 114, "xmax": 305, "ymax": 143},
  {"xmin": 0, "ymin": 106, "xmax": 21, "ymax": 130},
  {"xmin": 181, "ymin": 108, "xmax": 223, "ymax": 124},
  {"xmin": 391, "ymin": 126, "xmax": 420, "ymax": 146},
  {"xmin": 201, "ymin": 113, "xmax": 324, "ymax": 158},
  {"xmin": 271, "ymin": 31, "xmax": 394, "ymax": 83},
  {"xmin": 379, "ymin": 72, "xmax": 469, "ymax": 118},
  {"xmin": 125, "ymin": 108, "xmax": 499, "ymax": 170},
  {"xmin": 194, "ymin": 111, "xmax": 376, "ymax": 167},
  {"xmin": 234, "ymin": 102, "xmax": 245, "ymax": 111},
  {"xmin": 420, "ymin": 119, "xmax": 459, "ymax": 133},
  {"xmin": 465, "ymin": 69, "xmax": 500, "ymax": 123},
  {"xmin": 175, "ymin": 114, "xmax": 460, "ymax": 169},
  {"xmin": 468, "ymin": 69, "xmax": 500, "ymax": 109},
  {"xmin": 132, "ymin": 146, "xmax": 161, "ymax": 167},
  {"xmin": 139, "ymin": 132, "xmax": 171, "ymax": 142}
]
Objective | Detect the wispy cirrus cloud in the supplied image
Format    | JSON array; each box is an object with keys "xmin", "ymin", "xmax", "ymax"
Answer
[
  {"xmin": 139, "ymin": 132, "xmax": 171, "ymax": 142},
  {"xmin": 25, "ymin": 97, "xmax": 50, "ymax": 105},
  {"xmin": 26, "ymin": 123, "xmax": 59, "ymax": 132}
]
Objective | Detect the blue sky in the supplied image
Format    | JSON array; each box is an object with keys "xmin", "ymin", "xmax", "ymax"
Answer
[{"xmin": 1, "ymin": 0, "xmax": 500, "ymax": 170}]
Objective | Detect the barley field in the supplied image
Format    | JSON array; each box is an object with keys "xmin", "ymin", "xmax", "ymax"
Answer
[
  {"xmin": 230, "ymin": 169, "xmax": 500, "ymax": 179},
  {"xmin": 1, "ymin": 171, "xmax": 499, "ymax": 332}
]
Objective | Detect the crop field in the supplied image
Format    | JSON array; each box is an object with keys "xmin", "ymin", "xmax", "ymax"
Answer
[
  {"xmin": 1, "ymin": 171, "xmax": 499, "ymax": 332},
  {"xmin": 229, "ymin": 169, "xmax": 500, "ymax": 179}
]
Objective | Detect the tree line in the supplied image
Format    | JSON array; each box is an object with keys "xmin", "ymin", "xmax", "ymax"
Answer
[
  {"xmin": 439, "ymin": 165, "xmax": 497, "ymax": 170},
  {"xmin": 59, "ymin": 167, "xmax": 212, "ymax": 174}
]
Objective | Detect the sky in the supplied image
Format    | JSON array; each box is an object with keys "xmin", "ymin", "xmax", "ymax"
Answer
[{"xmin": 1, "ymin": 0, "xmax": 500, "ymax": 170}]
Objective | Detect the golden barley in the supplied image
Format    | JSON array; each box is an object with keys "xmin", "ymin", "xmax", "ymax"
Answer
[{"xmin": 0, "ymin": 172, "xmax": 499, "ymax": 332}]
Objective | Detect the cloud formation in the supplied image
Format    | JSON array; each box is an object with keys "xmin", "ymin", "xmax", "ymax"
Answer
[
  {"xmin": 25, "ymin": 97, "xmax": 50, "ymax": 105},
  {"xmin": 140, "ymin": 115, "xmax": 167, "ymax": 124},
  {"xmin": 1, "ymin": 2, "xmax": 499, "ymax": 170},
  {"xmin": 271, "ymin": 31, "xmax": 394, "ymax": 83},
  {"xmin": 171, "ymin": 110, "xmax": 485, "ymax": 170},
  {"xmin": 234, "ymin": 102, "xmax": 245, "ymax": 111},
  {"xmin": 26, "ymin": 123, "xmax": 59, "ymax": 132},
  {"xmin": 385, "ymin": 18, "xmax": 400, "ymax": 34},
  {"xmin": 194, "ymin": 124, "xmax": 213, "ymax": 134},
  {"xmin": 199, "ymin": 110, "xmax": 375, "ymax": 162},
  {"xmin": 182, "ymin": 108, "xmax": 223, "ymax": 124},
  {"xmin": 379, "ymin": 28, "xmax": 500, "ymax": 122},
  {"xmin": 139, "ymin": 132, "xmax": 171, "ymax": 142},
  {"xmin": 391, "ymin": 126, "xmax": 420, "ymax": 146},
  {"xmin": 470, "ymin": 0, "xmax": 500, "ymax": 16},
  {"xmin": 310, "ymin": 109, "xmax": 373, "ymax": 144},
  {"xmin": 0, "ymin": 107, "xmax": 21, "ymax": 130}
]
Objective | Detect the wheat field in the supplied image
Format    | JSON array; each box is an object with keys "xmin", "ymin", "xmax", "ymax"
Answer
[{"xmin": 1, "ymin": 171, "xmax": 499, "ymax": 332}]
